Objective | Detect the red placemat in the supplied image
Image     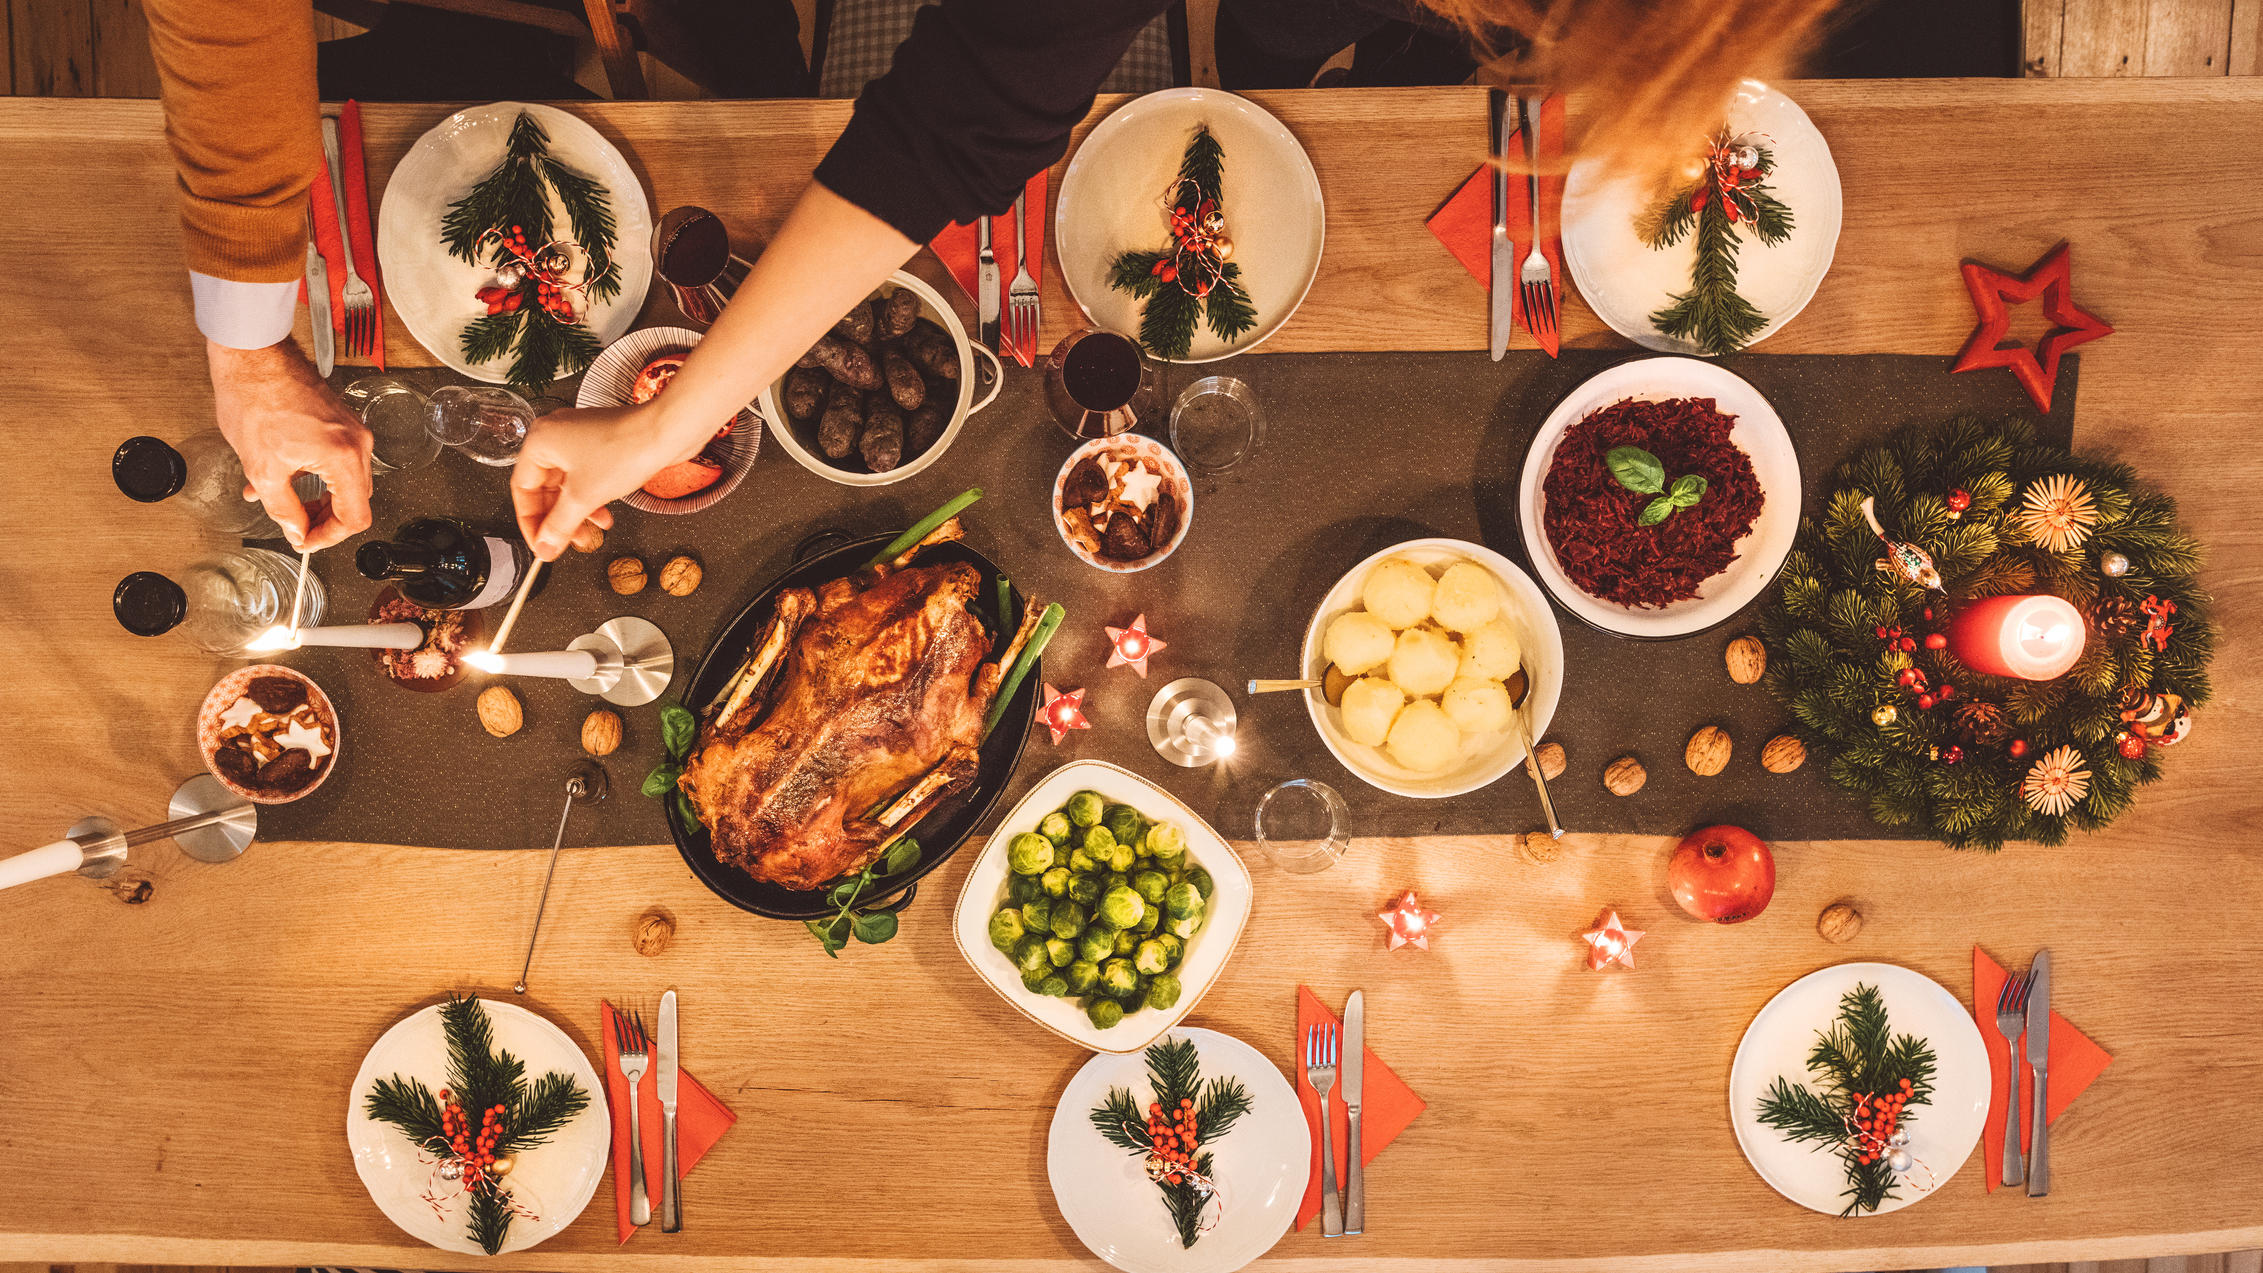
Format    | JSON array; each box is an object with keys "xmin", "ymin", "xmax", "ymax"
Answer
[
  {"xmin": 1425, "ymin": 94, "xmax": 1564, "ymax": 355},
  {"xmin": 600, "ymin": 1000, "xmax": 737, "ymax": 1241},
  {"xmin": 1971, "ymin": 946, "xmax": 2111, "ymax": 1193},
  {"xmin": 930, "ymin": 171, "xmax": 1047, "ymax": 365}
]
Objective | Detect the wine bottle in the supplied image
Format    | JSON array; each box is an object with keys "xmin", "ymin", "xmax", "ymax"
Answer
[{"xmin": 355, "ymin": 517, "xmax": 532, "ymax": 610}]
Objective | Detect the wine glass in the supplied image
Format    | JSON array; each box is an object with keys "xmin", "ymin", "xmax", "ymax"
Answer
[
  {"xmin": 426, "ymin": 385, "xmax": 536, "ymax": 466},
  {"xmin": 341, "ymin": 378, "xmax": 443, "ymax": 476},
  {"xmin": 1044, "ymin": 328, "xmax": 1159, "ymax": 440}
]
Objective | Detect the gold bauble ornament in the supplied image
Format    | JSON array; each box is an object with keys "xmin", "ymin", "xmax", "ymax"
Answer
[
  {"xmin": 1211, "ymin": 234, "xmax": 1234, "ymax": 262},
  {"xmin": 1200, "ymin": 208, "xmax": 1226, "ymax": 235},
  {"xmin": 488, "ymin": 1153, "xmax": 517, "ymax": 1179},
  {"xmin": 1871, "ymin": 704, "xmax": 1898, "ymax": 727}
]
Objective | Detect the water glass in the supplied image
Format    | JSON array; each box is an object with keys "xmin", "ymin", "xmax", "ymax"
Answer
[
  {"xmin": 1254, "ymin": 778, "xmax": 1351, "ymax": 873},
  {"xmin": 1044, "ymin": 328, "xmax": 1159, "ymax": 440},
  {"xmin": 341, "ymin": 377, "xmax": 443, "ymax": 476},
  {"xmin": 1170, "ymin": 376, "xmax": 1265, "ymax": 475},
  {"xmin": 426, "ymin": 385, "xmax": 535, "ymax": 466}
]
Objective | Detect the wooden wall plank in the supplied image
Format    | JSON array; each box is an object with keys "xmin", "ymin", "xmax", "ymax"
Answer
[
  {"xmin": 88, "ymin": 0, "xmax": 160, "ymax": 97},
  {"xmin": 2142, "ymin": 0, "xmax": 2234, "ymax": 71},
  {"xmin": 9, "ymin": 0, "xmax": 94, "ymax": 95},
  {"xmin": 2059, "ymin": 0, "xmax": 2151, "ymax": 72},
  {"xmin": 1, "ymin": 0, "xmax": 11, "ymax": 94},
  {"xmin": 2026, "ymin": 0, "xmax": 2069, "ymax": 74},
  {"xmin": 2231, "ymin": 0, "xmax": 2263, "ymax": 72}
]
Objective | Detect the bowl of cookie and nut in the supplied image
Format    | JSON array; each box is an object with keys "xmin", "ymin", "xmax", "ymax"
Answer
[
  {"xmin": 1052, "ymin": 434, "xmax": 1193, "ymax": 573},
  {"xmin": 195, "ymin": 665, "xmax": 342, "ymax": 804}
]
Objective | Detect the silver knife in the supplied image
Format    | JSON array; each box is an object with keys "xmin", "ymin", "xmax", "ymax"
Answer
[
  {"xmin": 1342, "ymin": 990, "xmax": 1365, "ymax": 1235},
  {"xmin": 305, "ymin": 238, "xmax": 334, "ymax": 376},
  {"xmin": 658, "ymin": 988, "xmax": 682, "ymax": 1231},
  {"xmin": 976, "ymin": 216, "xmax": 1000, "ymax": 354},
  {"xmin": 2024, "ymin": 950, "xmax": 2051, "ymax": 1197},
  {"xmin": 1487, "ymin": 89, "xmax": 1514, "ymax": 361}
]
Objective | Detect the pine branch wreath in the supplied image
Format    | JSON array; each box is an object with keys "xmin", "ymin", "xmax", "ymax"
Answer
[
  {"xmin": 1758, "ymin": 415, "xmax": 2215, "ymax": 849},
  {"xmin": 1105, "ymin": 125, "xmax": 1257, "ymax": 361},
  {"xmin": 1642, "ymin": 132, "xmax": 1793, "ymax": 356},
  {"xmin": 1755, "ymin": 983, "xmax": 1937, "ymax": 1216},
  {"xmin": 1089, "ymin": 1035, "xmax": 1253, "ymax": 1248}
]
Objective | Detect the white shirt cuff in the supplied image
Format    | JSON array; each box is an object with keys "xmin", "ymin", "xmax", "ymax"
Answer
[{"xmin": 190, "ymin": 272, "xmax": 300, "ymax": 349}]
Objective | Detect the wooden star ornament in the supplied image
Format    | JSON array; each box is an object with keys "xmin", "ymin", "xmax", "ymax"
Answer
[
  {"xmin": 1951, "ymin": 241, "xmax": 2112, "ymax": 414},
  {"xmin": 1581, "ymin": 908, "xmax": 1645, "ymax": 971}
]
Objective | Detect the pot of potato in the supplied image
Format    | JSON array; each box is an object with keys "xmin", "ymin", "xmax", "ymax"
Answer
[
  {"xmin": 1299, "ymin": 539, "xmax": 1564, "ymax": 799},
  {"xmin": 758, "ymin": 270, "xmax": 1004, "ymax": 487}
]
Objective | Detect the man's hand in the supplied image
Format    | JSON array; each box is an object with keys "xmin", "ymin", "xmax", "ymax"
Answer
[{"xmin": 207, "ymin": 339, "xmax": 374, "ymax": 550}]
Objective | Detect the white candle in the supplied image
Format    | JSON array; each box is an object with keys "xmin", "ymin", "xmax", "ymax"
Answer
[
  {"xmin": 469, "ymin": 648, "xmax": 601, "ymax": 680},
  {"xmin": 0, "ymin": 840, "xmax": 86, "ymax": 892},
  {"xmin": 246, "ymin": 622, "xmax": 425, "ymax": 652}
]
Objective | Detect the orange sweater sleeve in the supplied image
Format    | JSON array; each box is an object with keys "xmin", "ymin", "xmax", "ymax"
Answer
[{"xmin": 142, "ymin": 0, "xmax": 321, "ymax": 284}]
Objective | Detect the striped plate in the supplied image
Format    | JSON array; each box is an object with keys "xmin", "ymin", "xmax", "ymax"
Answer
[{"xmin": 577, "ymin": 325, "xmax": 761, "ymax": 515}]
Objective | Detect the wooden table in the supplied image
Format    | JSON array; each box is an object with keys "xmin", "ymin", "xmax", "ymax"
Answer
[{"xmin": 2, "ymin": 79, "xmax": 2260, "ymax": 1272}]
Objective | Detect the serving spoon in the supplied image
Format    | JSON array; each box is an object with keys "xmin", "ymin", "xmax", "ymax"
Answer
[{"xmin": 1505, "ymin": 667, "xmax": 1564, "ymax": 839}]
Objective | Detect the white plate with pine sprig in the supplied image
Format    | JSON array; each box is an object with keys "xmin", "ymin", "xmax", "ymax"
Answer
[
  {"xmin": 379, "ymin": 102, "xmax": 653, "ymax": 386},
  {"xmin": 1049, "ymin": 1029, "xmax": 1309, "ymax": 1273},
  {"xmin": 1562, "ymin": 80, "xmax": 1841, "ymax": 357},
  {"xmin": 347, "ymin": 995, "xmax": 609, "ymax": 1255},
  {"xmin": 1729, "ymin": 962, "xmax": 1988, "ymax": 1217}
]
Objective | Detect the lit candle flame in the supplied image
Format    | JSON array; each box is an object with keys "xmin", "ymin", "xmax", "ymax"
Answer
[
  {"xmin": 465, "ymin": 650, "xmax": 505, "ymax": 674},
  {"xmin": 246, "ymin": 625, "xmax": 301, "ymax": 653}
]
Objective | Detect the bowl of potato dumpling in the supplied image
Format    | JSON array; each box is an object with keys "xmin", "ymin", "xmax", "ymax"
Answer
[{"xmin": 1299, "ymin": 539, "xmax": 1564, "ymax": 799}]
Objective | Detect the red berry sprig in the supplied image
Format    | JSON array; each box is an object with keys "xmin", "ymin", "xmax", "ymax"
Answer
[
  {"xmin": 1851, "ymin": 1078, "xmax": 1915, "ymax": 1165},
  {"xmin": 436, "ymin": 1089, "xmax": 509, "ymax": 1190},
  {"xmin": 1146, "ymin": 1098, "xmax": 1200, "ymax": 1185}
]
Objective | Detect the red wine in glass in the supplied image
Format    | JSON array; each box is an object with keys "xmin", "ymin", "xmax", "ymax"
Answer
[{"xmin": 1045, "ymin": 329, "xmax": 1158, "ymax": 439}]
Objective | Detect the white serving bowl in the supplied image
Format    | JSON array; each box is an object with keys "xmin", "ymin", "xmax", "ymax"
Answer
[
  {"xmin": 1300, "ymin": 539, "xmax": 1564, "ymax": 800},
  {"xmin": 953, "ymin": 760, "xmax": 1251, "ymax": 1053},
  {"xmin": 757, "ymin": 270, "xmax": 1003, "ymax": 487},
  {"xmin": 1517, "ymin": 356, "xmax": 1801, "ymax": 640},
  {"xmin": 1051, "ymin": 434, "xmax": 1194, "ymax": 573}
]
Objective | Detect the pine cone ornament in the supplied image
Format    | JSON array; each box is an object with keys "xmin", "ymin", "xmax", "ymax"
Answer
[
  {"xmin": 1954, "ymin": 700, "xmax": 2009, "ymax": 745},
  {"xmin": 2093, "ymin": 593, "xmax": 2141, "ymax": 639}
]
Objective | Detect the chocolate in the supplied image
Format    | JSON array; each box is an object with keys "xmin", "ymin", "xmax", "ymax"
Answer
[
  {"xmin": 1101, "ymin": 511, "xmax": 1152, "ymax": 560},
  {"xmin": 1063, "ymin": 457, "xmax": 1109, "ymax": 509},
  {"xmin": 246, "ymin": 675, "xmax": 308, "ymax": 713}
]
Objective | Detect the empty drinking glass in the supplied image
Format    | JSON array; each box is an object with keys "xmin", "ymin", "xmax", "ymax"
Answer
[
  {"xmin": 112, "ymin": 432, "xmax": 282, "ymax": 538},
  {"xmin": 426, "ymin": 385, "xmax": 536, "ymax": 466},
  {"xmin": 341, "ymin": 377, "xmax": 444, "ymax": 475},
  {"xmin": 1254, "ymin": 778, "xmax": 1351, "ymax": 873},
  {"xmin": 1170, "ymin": 376, "xmax": 1265, "ymax": 475}
]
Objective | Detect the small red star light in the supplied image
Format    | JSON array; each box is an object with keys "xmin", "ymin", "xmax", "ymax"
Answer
[
  {"xmin": 1378, "ymin": 890, "xmax": 1441, "ymax": 952},
  {"xmin": 1581, "ymin": 908, "xmax": 1645, "ymax": 971},
  {"xmin": 1039, "ymin": 683, "xmax": 1090, "ymax": 745},
  {"xmin": 1951, "ymin": 240, "xmax": 2113, "ymax": 414},
  {"xmin": 1104, "ymin": 613, "xmax": 1168, "ymax": 678}
]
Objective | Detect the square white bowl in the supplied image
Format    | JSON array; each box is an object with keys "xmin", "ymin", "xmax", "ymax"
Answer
[{"xmin": 953, "ymin": 759, "xmax": 1251, "ymax": 1053}]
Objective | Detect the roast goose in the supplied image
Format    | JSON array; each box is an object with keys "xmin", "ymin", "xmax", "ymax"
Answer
[{"xmin": 679, "ymin": 519, "xmax": 1041, "ymax": 890}]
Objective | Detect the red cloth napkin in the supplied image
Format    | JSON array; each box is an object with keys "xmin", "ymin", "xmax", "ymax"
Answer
[
  {"xmin": 304, "ymin": 116, "xmax": 347, "ymax": 340},
  {"xmin": 601, "ymin": 1000, "xmax": 737, "ymax": 1242},
  {"xmin": 1293, "ymin": 985, "xmax": 1424, "ymax": 1232},
  {"xmin": 339, "ymin": 100, "xmax": 388, "ymax": 369},
  {"xmin": 1424, "ymin": 93, "xmax": 1564, "ymax": 356},
  {"xmin": 930, "ymin": 171, "xmax": 1048, "ymax": 366},
  {"xmin": 1971, "ymin": 946, "xmax": 2111, "ymax": 1193}
]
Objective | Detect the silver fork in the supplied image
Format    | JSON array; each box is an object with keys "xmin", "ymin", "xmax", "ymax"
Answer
[
  {"xmin": 1305, "ymin": 1022, "xmax": 1343, "ymax": 1237},
  {"xmin": 619, "ymin": 1007, "xmax": 653, "ymax": 1226},
  {"xmin": 320, "ymin": 116, "xmax": 377, "ymax": 358},
  {"xmin": 1993, "ymin": 970, "xmax": 2031, "ymax": 1187},
  {"xmin": 1006, "ymin": 189, "xmax": 1040, "ymax": 367},
  {"xmin": 1517, "ymin": 95, "xmax": 1557, "ymax": 341}
]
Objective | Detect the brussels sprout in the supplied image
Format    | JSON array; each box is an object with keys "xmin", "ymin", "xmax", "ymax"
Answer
[
  {"xmin": 1020, "ymin": 897, "xmax": 1053, "ymax": 933},
  {"xmin": 1111, "ymin": 928, "xmax": 1139, "ymax": 957},
  {"xmin": 1145, "ymin": 973, "xmax": 1183, "ymax": 1011},
  {"xmin": 1037, "ymin": 975, "xmax": 1070, "ymax": 997},
  {"xmin": 1100, "ymin": 884, "xmax": 1146, "ymax": 930},
  {"xmin": 1168, "ymin": 910, "xmax": 1204, "ymax": 939},
  {"xmin": 1131, "ymin": 869, "xmax": 1169, "ymax": 905},
  {"xmin": 1186, "ymin": 865, "xmax": 1215, "ymax": 900},
  {"xmin": 1164, "ymin": 881, "xmax": 1203, "ymax": 919},
  {"xmin": 1104, "ymin": 840, "xmax": 1136, "ymax": 873},
  {"xmin": 1134, "ymin": 938, "xmax": 1170, "ymax": 975},
  {"xmin": 1104, "ymin": 870, "xmax": 1130, "ymax": 894},
  {"xmin": 1038, "ymin": 865, "xmax": 1070, "ymax": 898},
  {"xmin": 1100, "ymin": 958, "xmax": 1140, "ymax": 996},
  {"xmin": 1045, "ymin": 936, "xmax": 1075, "ymax": 967},
  {"xmin": 1085, "ymin": 997, "xmax": 1125, "ymax": 1029},
  {"xmin": 1080, "ymin": 824, "xmax": 1116, "ymax": 856},
  {"xmin": 1037, "ymin": 811, "xmax": 1074, "ymax": 844},
  {"xmin": 1121, "ymin": 974, "xmax": 1151, "ymax": 1005},
  {"xmin": 1068, "ymin": 846, "xmax": 1099, "ymax": 873},
  {"xmin": 1136, "ymin": 904, "xmax": 1163, "ymax": 935},
  {"xmin": 1064, "ymin": 791, "xmax": 1108, "ymax": 827},
  {"xmin": 1104, "ymin": 805, "xmax": 1145, "ymax": 846},
  {"xmin": 1144, "ymin": 822, "xmax": 1187, "ymax": 868},
  {"xmin": 987, "ymin": 909, "xmax": 1027, "ymax": 951},
  {"xmin": 1154, "ymin": 932, "xmax": 1185, "ymax": 967},
  {"xmin": 1015, "ymin": 938, "xmax": 1052, "ymax": 976},
  {"xmin": 1049, "ymin": 900, "xmax": 1089, "ymax": 940},
  {"xmin": 1021, "ymin": 964, "xmax": 1052, "ymax": 992},
  {"xmin": 1007, "ymin": 872, "xmax": 1040, "ymax": 905},
  {"xmin": 1067, "ymin": 873, "xmax": 1102, "ymax": 906},
  {"xmin": 1064, "ymin": 960, "xmax": 1100, "ymax": 994},
  {"xmin": 1076, "ymin": 926, "xmax": 1115, "ymax": 963},
  {"xmin": 1007, "ymin": 832, "xmax": 1054, "ymax": 876},
  {"xmin": 1013, "ymin": 934, "xmax": 1047, "ymax": 965}
]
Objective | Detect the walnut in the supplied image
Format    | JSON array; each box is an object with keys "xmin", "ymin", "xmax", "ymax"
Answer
[
  {"xmin": 632, "ymin": 907, "xmax": 677, "ymax": 957},
  {"xmin": 1685, "ymin": 725, "xmax": 1732, "ymax": 776},
  {"xmin": 608, "ymin": 555, "xmax": 648, "ymax": 595},
  {"xmin": 1761, "ymin": 734, "xmax": 1807, "ymax": 774},
  {"xmin": 477, "ymin": 685, "xmax": 523, "ymax": 737},
  {"xmin": 1725, "ymin": 635, "xmax": 1767, "ymax": 685},
  {"xmin": 1818, "ymin": 901, "xmax": 1864, "ymax": 944},
  {"xmin": 581, "ymin": 709, "xmax": 623, "ymax": 757},
  {"xmin": 660, "ymin": 555, "xmax": 703, "ymax": 597},
  {"xmin": 569, "ymin": 520, "xmax": 606, "ymax": 554},
  {"xmin": 1514, "ymin": 830, "xmax": 1566, "ymax": 865},
  {"xmin": 1535, "ymin": 740, "xmax": 1566, "ymax": 780},
  {"xmin": 1604, "ymin": 755, "xmax": 1646, "ymax": 796}
]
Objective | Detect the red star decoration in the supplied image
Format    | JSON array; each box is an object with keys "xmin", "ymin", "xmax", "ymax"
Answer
[
  {"xmin": 1039, "ymin": 683, "xmax": 1090, "ymax": 744},
  {"xmin": 1378, "ymin": 890, "xmax": 1441, "ymax": 951},
  {"xmin": 1951, "ymin": 241, "xmax": 2112, "ymax": 414},
  {"xmin": 1103, "ymin": 613, "xmax": 1168, "ymax": 678},
  {"xmin": 1580, "ymin": 908, "xmax": 1645, "ymax": 971}
]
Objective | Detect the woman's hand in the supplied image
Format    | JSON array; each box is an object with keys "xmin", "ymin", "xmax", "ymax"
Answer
[{"xmin": 508, "ymin": 403, "xmax": 694, "ymax": 558}]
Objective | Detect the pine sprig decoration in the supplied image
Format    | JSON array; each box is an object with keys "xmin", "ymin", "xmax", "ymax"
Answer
[
  {"xmin": 363, "ymin": 1074, "xmax": 447, "ymax": 1146},
  {"xmin": 1755, "ymin": 984, "xmax": 1937, "ymax": 1215},
  {"xmin": 1105, "ymin": 125, "xmax": 1257, "ymax": 360},
  {"xmin": 439, "ymin": 113, "xmax": 552, "ymax": 264},
  {"xmin": 1088, "ymin": 1036, "xmax": 1250, "ymax": 1249},
  {"xmin": 1643, "ymin": 136, "xmax": 1793, "ymax": 356},
  {"xmin": 1759, "ymin": 415, "xmax": 2216, "ymax": 850}
]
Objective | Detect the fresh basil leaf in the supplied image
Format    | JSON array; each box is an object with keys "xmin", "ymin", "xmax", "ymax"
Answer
[
  {"xmin": 1669, "ymin": 473, "xmax": 1709, "ymax": 506},
  {"xmin": 882, "ymin": 838, "xmax": 921, "ymax": 876},
  {"xmin": 851, "ymin": 911, "xmax": 899, "ymax": 945},
  {"xmin": 1606, "ymin": 446, "xmax": 1666, "ymax": 495},
  {"xmin": 660, "ymin": 704, "xmax": 697, "ymax": 760},
  {"xmin": 641, "ymin": 764, "xmax": 681, "ymax": 799},
  {"xmin": 1638, "ymin": 495, "xmax": 1677, "ymax": 526}
]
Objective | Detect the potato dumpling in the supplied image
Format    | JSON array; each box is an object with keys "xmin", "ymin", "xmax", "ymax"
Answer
[
  {"xmin": 1387, "ymin": 626, "xmax": 1460, "ymax": 698},
  {"xmin": 1386, "ymin": 699, "xmax": 1463, "ymax": 772},
  {"xmin": 1459, "ymin": 618, "xmax": 1523, "ymax": 683},
  {"xmin": 1340, "ymin": 677, "xmax": 1406, "ymax": 747},
  {"xmin": 1431, "ymin": 561, "xmax": 1501, "ymax": 633},
  {"xmin": 1323, "ymin": 610, "xmax": 1395, "ymax": 676},
  {"xmin": 1361, "ymin": 557, "xmax": 1435, "ymax": 630},
  {"xmin": 1441, "ymin": 676, "xmax": 1514, "ymax": 735}
]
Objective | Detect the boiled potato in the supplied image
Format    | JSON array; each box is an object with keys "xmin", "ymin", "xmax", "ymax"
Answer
[
  {"xmin": 1324, "ymin": 610, "xmax": 1395, "ymax": 676},
  {"xmin": 1431, "ymin": 561, "xmax": 1501, "ymax": 633},
  {"xmin": 1361, "ymin": 557, "xmax": 1435, "ymax": 630},
  {"xmin": 1441, "ymin": 676, "xmax": 1514, "ymax": 735},
  {"xmin": 1386, "ymin": 699, "xmax": 1463, "ymax": 772},
  {"xmin": 1339, "ymin": 677, "xmax": 1405, "ymax": 748},
  {"xmin": 1387, "ymin": 627, "xmax": 1460, "ymax": 698},
  {"xmin": 1459, "ymin": 618, "xmax": 1523, "ymax": 683}
]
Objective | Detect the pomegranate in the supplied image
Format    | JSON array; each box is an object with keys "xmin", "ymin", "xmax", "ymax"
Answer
[{"xmin": 1668, "ymin": 824, "xmax": 1776, "ymax": 924}]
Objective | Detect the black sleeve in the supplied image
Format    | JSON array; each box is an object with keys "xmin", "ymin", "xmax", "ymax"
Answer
[{"xmin": 814, "ymin": 0, "xmax": 1175, "ymax": 243}]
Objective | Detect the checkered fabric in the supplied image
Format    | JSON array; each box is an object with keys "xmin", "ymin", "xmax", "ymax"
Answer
[{"xmin": 817, "ymin": 1, "xmax": 1177, "ymax": 99}]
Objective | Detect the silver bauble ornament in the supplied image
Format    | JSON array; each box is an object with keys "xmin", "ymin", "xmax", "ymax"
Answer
[
  {"xmin": 2100, "ymin": 551, "xmax": 2130, "ymax": 577},
  {"xmin": 1889, "ymin": 1129, "xmax": 1910, "ymax": 1148},
  {"xmin": 438, "ymin": 1159, "xmax": 464, "ymax": 1181},
  {"xmin": 1887, "ymin": 1147, "xmax": 1914, "ymax": 1173},
  {"xmin": 1727, "ymin": 144, "xmax": 1760, "ymax": 170},
  {"xmin": 492, "ymin": 260, "xmax": 525, "ymax": 288}
]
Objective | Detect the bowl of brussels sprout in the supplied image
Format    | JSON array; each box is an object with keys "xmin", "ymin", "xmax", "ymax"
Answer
[{"xmin": 954, "ymin": 759, "xmax": 1251, "ymax": 1053}]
